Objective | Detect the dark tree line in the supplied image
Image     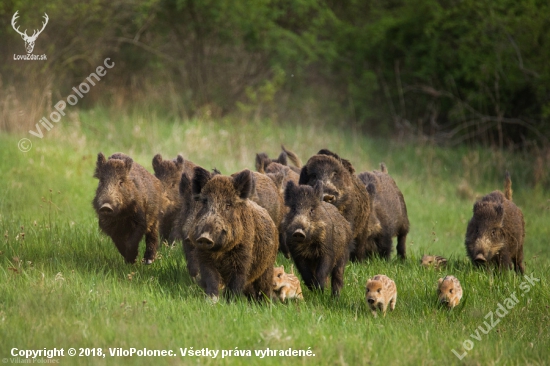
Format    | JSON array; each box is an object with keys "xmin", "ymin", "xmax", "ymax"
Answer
[{"xmin": 2, "ymin": 0, "xmax": 549, "ymax": 148}]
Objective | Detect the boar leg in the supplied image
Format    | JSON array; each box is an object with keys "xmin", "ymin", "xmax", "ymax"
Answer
[
  {"xmin": 143, "ymin": 222, "xmax": 159, "ymax": 264},
  {"xmin": 182, "ymin": 239, "xmax": 200, "ymax": 279},
  {"xmin": 314, "ymin": 256, "xmax": 333, "ymax": 291},
  {"xmin": 396, "ymin": 230, "xmax": 407, "ymax": 259},
  {"xmin": 119, "ymin": 227, "xmax": 145, "ymax": 264},
  {"xmin": 251, "ymin": 266, "xmax": 274, "ymax": 302},
  {"xmin": 353, "ymin": 234, "xmax": 370, "ymax": 262},
  {"xmin": 293, "ymin": 257, "xmax": 315, "ymax": 290},
  {"xmin": 330, "ymin": 257, "xmax": 345, "ymax": 297},
  {"xmin": 198, "ymin": 261, "xmax": 221, "ymax": 299},
  {"xmin": 376, "ymin": 234, "xmax": 393, "ymax": 260}
]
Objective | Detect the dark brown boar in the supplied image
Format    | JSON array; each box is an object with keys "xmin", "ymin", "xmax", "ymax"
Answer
[
  {"xmin": 190, "ymin": 167, "xmax": 278, "ymax": 301},
  {"xmin": 176, "ymin": 170, "xmax": 201, "ymax": 279},
  {"xmin": 283, "ymin": 181, "xmax": 353, "ymax": 296},
  {"xmin": 256, "ymin": 153, "xmax": 300, "ymax": 186},
  {"xmin": 255, "ymin": 145, "xmax": 302, "ymax": 175},
  {"xmin": 298, "ymin": 149, "xmax": 372, "ymax": 261},
  {"xmin": 92, "ymin": 152, "xmax": 162, "ymax": 264},
  {"xmin": 465, "ymin": 172, "xmax": 525, "ymax": 273},
  {"xmin": 152, "ymin": 154, "xmax": 196, "ymax": 244},
  {"xmin": 358, "ymin": 163, "xmax": 410, "ymax": 259}
]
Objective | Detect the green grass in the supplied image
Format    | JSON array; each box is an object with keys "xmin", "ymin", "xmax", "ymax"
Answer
[{"xmin": 0, "ymin": 108, "xmax": 549, "ymax": 365}]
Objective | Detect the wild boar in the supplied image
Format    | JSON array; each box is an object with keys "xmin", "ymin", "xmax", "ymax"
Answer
[
  {"xmin": 465, "ymin": 172, "xmax": 525, "ymax": 273},
  {"xmin": 283, "ymin": 181, "xmax": 353, "ymax": 296},
  {"xmin": 358, "ymin": 163, "xmax": 409, "ymax": 259},
  {"xmin": 437, "ymin": 275, "xmax": 463, "ymax": 309},
  {"xmin": 273, "ymin": 265, "xmax": 304, "ymax": 302},
  {"xmin": 152, "ymin": 153, "xmax": 196, "ymax": 244},
  {"xmin": 190, "ymin": 167, "xmax": 278, "ymax": 301},
  {"xmin": 298, "ymin": 149, "xmax": 371, "ymax": 261},
  {"xmin": 92, "ymin": 152, "xmax": 162, "ymax": 264},
  {"xmin": 365, "ymin": 274, "xmax": 397, "ymax": 317}
]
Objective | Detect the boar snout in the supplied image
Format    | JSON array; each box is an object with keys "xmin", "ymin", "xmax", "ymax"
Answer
[
  {"xmin": 99, "ymin": 203, "xmax": 114, "ymax": 214},
  {"xmin": 292, "ymin": 228, "xmax": 306, "ymax": 241},
  {"xmin": 196, "ymin": 233, "xmax": 214, "ymax": 247},
  {"xmin": 474, "ymin": 253, "xmax": 487, "ymax": 264},
  {"xmin": 367, "ymin": 298, "xmax": 375, "ymax": 304},
  {"xmin": 323, "ymin": 194, "xmax": 335, "ymax": 203}
]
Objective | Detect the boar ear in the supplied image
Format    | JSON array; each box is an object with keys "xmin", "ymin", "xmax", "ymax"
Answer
[
  {"xmin": 192, "ymin": 166, "xmax": 212, "ymax": 196},
  {"xmin": 179, "ymin": 172, "xmax": 191, "ymax": 196},
  {"xmin": 267, "ymin": 172, "xmax": 284, "ymax": 190},
  {"xmin": 255, "ymin": 153, "xmax": 266, "ymax": 173},
  {"xmin": 366, "ymin": 183, "xmax": 376, "ymax": 196},
  {"xmin": 380, "ymin": 163, "xmax": 388, "ymax": 173},
  {"xmin": 122, "ymin": 156, "xmax": 133, "ymax": 175},
  {"xmin": 212, "ymin": 168, "xmax": 221, "ymax": 176},
  {"xmin": 152, "ymin": 154, "xmax": 162, "ymax": 174},
  {"xmin": 94, "ymin": 152, "xmax": 106, "ymax": 178},
  {"xmin": 277, "ymin": 151, "xmax": 288, "ymax": 166},
  {"xmin": 494, "ymin": 204, "xmax": 504, "ymax": 223},
  {"xmin": 232, "ymin": 169, "xmax": 254, "ymax": 200},
  {"xmin": 176, "ymin": 155, "xmax": 184, "ymax": 168},
  {"xmin": 438, "ymin": 278, "xmax": 444, "ymax": 285},
  {"xmin": 313, "ymin": 181, "xmax": 324, "ymax": 201},
  {"xmin": 317, "ymin": 149, "xmax": 355, "ymax": 174},
  {"xmin": 298, "ymin": 165, "xmax": 309, "ymax": 185},
  {"xmin": 284, "ymin": 181, "xmax": 297, "ymax": 206}
]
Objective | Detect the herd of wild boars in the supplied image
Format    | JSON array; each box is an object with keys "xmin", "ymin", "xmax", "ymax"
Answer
[{"xmin": 92, "ymin": 146, "xmax": 526, "ymax": 308}]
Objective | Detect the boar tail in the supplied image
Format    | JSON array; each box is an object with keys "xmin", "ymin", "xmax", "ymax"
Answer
[
  {"xmin": 281, "ymin": 145, "xmax": 302, "ymax": 168},
  {"xmin": 504, "ymin": 171, "xmax": 512, "ymax": 201}
]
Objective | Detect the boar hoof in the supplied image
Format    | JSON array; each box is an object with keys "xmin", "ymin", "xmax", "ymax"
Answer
[
  {"xmin": 207, "ymin": 295, "xmax": 219, "ymax": 305},
  {"xmin": 143, "ymin": 258, "xmax": 154, "ymax": 265}
]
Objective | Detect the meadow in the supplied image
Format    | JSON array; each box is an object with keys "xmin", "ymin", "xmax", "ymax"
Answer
[{"xmin": 0, "ymin": 108, "xmax": 548, "ymax": 365}]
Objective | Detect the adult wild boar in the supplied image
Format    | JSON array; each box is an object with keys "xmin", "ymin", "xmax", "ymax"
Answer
[
  {"xmin": 152, "ymin": 154, "xmax": 196, "ymax": 244},
  {"xmin": 92, "ymin": 152, "xmax": 162, "ymax": 264},
  {"xmin": 283, "ymin": 181, "xmax": 353, "ymax": 296},
  {"xmin": 190, "ymin": 167, "xmax": 278, "ymax": 301},
  {"xmin": 465, "ymin": 172, "xmax": 525, "ymax": 273},
  {"xmin": 298, "ymin": 149, "xmax": 371, "ymax": 261},
  {"xmin": 358, "ymin": 163, "xmax": 409, "ymax": 259}
]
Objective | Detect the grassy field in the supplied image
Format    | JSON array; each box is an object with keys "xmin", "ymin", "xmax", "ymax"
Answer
[{"xmin": 0, "ymin": 108, "xmax": 548, "ymax": 365}]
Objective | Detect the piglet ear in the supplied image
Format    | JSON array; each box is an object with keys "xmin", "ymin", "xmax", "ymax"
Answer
[
  {"xmin": 152, "ymin": 154, "xmax": 162, "ymax": 174},
  {"xmin": 438, "ymin": 278, "xmax": 444, "ymax": 285},
  {"xmin": 94, "ymin": 152, "xmax": 106, "ymax": 178},
  {"xmin": 284, "ymin": 180, "xmax": 297, "ymax": 206},
  {"xmin": 192, "ymin": 166, "xmax": 212, "ymax": 196},
  {"xmin": 233, "ymin": 169, "xmax": 254, "ymax": 200}
]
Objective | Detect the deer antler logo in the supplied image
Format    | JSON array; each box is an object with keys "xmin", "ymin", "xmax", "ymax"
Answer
[{"xmin": 11, "ymin": 11, "xmax": 49, "ymax": 54}]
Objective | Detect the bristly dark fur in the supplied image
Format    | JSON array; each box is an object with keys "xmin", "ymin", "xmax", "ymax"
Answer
[
  {"xmin": 299, "ymin": 149, "xmax": 371, "ymax": 261},
  {"xmin": 92, "ymin": 152, "xmax": 162, "ymax": 264},
  {"xmin": 465, "ymin": 172, "xmax": 525, "ymax": 273},
  {"xmin": 358, "ymin": 163, "xmax": 409, "ymax": 259},
  {"xmin": 283, "ymin": 181, "xmax": 353, "ymax": 296},
  {"xmin": 190, "ymin": 169, "xmax": 278, "ymax": 301}
]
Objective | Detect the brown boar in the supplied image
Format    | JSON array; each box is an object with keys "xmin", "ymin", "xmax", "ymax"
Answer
[
  {"xmin": 298, "ymin": 149, "xmax": 371, "ymax": 261},
  {"xmin": 255, "ymin": 145, "xmax": 302, "ymax": 175},
  {"xmin": 92, "ymin": 152, "xmax": 162, "ymax": 264},
  {"xmin": 283, "ymin": 181, "xmax": 353, "ymax": 297},
  {"xmin": 152, "ymin": 154, "xmax": 196, "ymax": 244},
  {"xmin": 465, "ymin": 172, "xmax": 525, "ymax": 274},
  {"xmin": 190, "ymin": 167, "xmax": 278, "ymax": 301},
  {"xmin": 177, "ymin": 171, "xmax": 201, "ymax": 279},
  {"xmin": 256, "ymin": 153, "xmax": 300, "ymax": 186},
  {"xmin": 358, "ymin": 163, "xmax": 410, "ymax": 259}
]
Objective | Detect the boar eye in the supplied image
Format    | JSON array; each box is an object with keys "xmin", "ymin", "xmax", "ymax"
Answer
[
  {"xmin": 119, "ymin": 179, "xmax": 124, "ymax": 187},
  {"xmin": 377, "ymin": 289, "xmax": 381, "ymax": 293},
  {"xmin": 310, "ymin": 208, "xmax": 315, "ymax": 215},
  {"xmin": 277, "ymin": 273, "xmax": 282, "ymax": 278},
  {"xmin": 491, "ymin": 229, "xmax": 496, "ymax": 237},
  {"xmin": 449, "ymin": 289, "xmax": 453, "ymax": 294},
  {"xmin": 331, "ymin": 171, "xmax": 337, "ymax": 178},
  {"xmin": 366, "ymin": 288, "xmax": 369, "ymax": 292},
  {"xmin": 226, "ymin": 202, "xmax": 232, "ymax": 210}
]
